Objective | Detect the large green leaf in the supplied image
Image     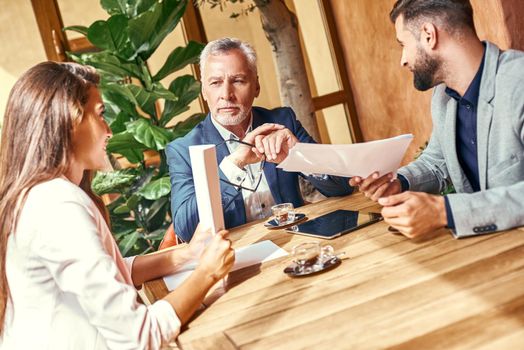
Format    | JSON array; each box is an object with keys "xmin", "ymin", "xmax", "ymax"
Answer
[
  {"xmin": 143, "ymin": 227, "xmax": 168, "ymax": 241},
  {"xmin": 153, "ymin": 41, "xmax": 205, "ymax": 81},
  {"xmin": 109, "ymin": 111, "xmax": 134, "ymax": 134},
  {"xmin": 127, "ymin": 84, "xmax": 157, "ymax": 117},
  {"xmin": 127, "ymin": 119, "xmax": 174, "ymax": 150},
  {"xmin": 126, "ymin": 194, "xmax": 141, "ymax": 211},
  {"xmin": 103, "ymin": 83, "xmax": 140, "ymax": 108},
  {"xmin": 70, "ymin": 51, "xmax": 142, "ymax": 79},
  {"xmin": 106, "ymin": 132, "xmax": 147, "ymax": 163},
  {"xmin": 128, "ymin": 0, "xmax": 187, "ymax": 60},
  {"xmin": 171, "ymin": 113, "xmax": 206, "ymax": 139},
  {"xmin": 101, "ymin": 0, "xmax": 158, "ymax": 17},
  {"xmin": 102, "ymin": 91, "xmax": 137, "ymax": 117},
  {"xmin": 145, "ymin": 196, "xmax": 170, "ymax": 222},
  {"xmin": 127, "ymin": 83, "xmax": 176, "ymax": 102},
  {"xmin": 126, "ymin": 83, "xmax": 176, "ymax": 118},
  {"xmin": 101, "ymin": 0, "xmax": 126, "ymax": 16},
  {"xmin": 114, "ymin": 204, "xmax": 131, "ymax": 214},
  {"xmin": 101, "ymin": 86, "xmax": 139, "ymax": 131},
  {"xmin": 161, "ymin": 75, "xmax": 201, "ymax": 126},
  {"xmin": 144, "ymin": 197, "xmax": 170, "ymax": 231},
  {"xmin": 87, "ymin": 16, "xmax": 128, "ymax": 53},
  {"xmin": 138, "ymin": 177, "xmax": 171, "ymax": 200},
  {"xmin": 92, "ymin": 168, "xmax": 139, "ymax": 195},
  {"xmin": 100, "ymin": 97, "xmax": 119, "ymax": 125},
  {"xmin": 118, "ymin": 230, "xmax": 140, "ymax": 256},
  {"xmin": 111, "ymin": 219, "xmax": 138, "ymax": 236},
  {"xmin": 113, "ymin": 229, "xmax": 134, "ymax": 241}
]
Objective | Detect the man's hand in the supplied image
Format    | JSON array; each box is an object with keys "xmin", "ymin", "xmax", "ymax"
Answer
[
  {"xmin": 379, "ymin": 191, "xmax": 448, "ymax": 238},
  {"xmin": 227, "ymin": 123, "xmax": 285, "ymax": 168},
  {"xmin": 253, "ymin": 128, "xmax": 298, "ymax": 163},
  {"xmin": 349, "ymin": 172, "xmax": 401, "ymax": 201}
]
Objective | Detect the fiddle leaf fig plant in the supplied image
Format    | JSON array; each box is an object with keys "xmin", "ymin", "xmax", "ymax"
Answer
[{"xmin": 65, "ymin": 0, "xmax": 205, "ymax": 256}]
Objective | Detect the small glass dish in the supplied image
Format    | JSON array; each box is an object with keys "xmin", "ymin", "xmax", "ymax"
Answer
[
  {"xmin": 283, "ymin": 255, "xmax": 341, "ymax": 277},
  {"xmin": 264, "ymin": 213, "xmax": 307, "ymax": 229}
]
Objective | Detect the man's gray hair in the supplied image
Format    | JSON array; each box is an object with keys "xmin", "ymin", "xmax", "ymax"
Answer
[{"xmin": 199, "ymin": 37, "xmax": 258, "ymax": 79}]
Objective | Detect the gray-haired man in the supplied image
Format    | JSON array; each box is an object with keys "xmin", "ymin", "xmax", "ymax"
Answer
[{"xmin": 165, "ymin": 37, "xmax": 353, "ymax": 241}]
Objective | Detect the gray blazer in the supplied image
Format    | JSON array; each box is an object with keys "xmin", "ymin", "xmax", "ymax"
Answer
[{"xmin": 398, "ymin": 41, "xmax": 524, "ymax": 238}]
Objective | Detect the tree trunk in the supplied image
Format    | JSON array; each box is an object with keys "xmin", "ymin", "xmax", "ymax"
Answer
[{"xmin": 253, "ymin": 0, "xmax": 319, "ymax": 140}]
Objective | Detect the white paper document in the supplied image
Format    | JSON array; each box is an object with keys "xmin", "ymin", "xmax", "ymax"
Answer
[
  {"xmin": 189, "ymin": 145, "xmax": 225, "ymax": 234},
  {"xmin": 278, "ymin": 134, "xmax": 414, "ymax": 178},
  {"xmin": 163, "ymin": 240, "xmax": 288, "ymax": 291}
]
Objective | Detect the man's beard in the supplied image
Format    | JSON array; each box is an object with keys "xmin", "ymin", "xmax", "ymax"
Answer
[
  {"xmin": 214, "ymin": 109, "xmax": 250, "ymax": 126},
  {"xmin": 412, "ymin": 46, "xmax": 441, "ymax": 91}
]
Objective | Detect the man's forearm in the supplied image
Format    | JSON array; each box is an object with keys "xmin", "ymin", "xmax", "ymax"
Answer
[
  {"xmin": 305, "ymin": 174, "xmax": 353, "ymax": 197},
  {"xmin": 447, "ymin": 181, "xmax": 524, "ymax": 237}
]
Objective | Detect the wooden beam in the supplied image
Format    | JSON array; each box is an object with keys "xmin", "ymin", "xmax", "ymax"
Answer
[
  {"xmin": 30, "ymin": 0, "xmax": 70, "ymax": 62},
  {"xmin": 320, "ymin": 0, "xmax": 363, "ymax": 142},
  {"xmin": 68, "ymin": 37, "xmax": 96, "ymax": 54},
  {"xmin": 312, "ymin": 91, "xmax": 346, "ymax": 111},
  {"xmin": 181, "ymin": 2, "xmax": 209, "ymax": 115}
]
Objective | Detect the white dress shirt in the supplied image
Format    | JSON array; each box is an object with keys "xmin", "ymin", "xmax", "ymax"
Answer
[
  {"xmin": 1, "ymin": 178, "xmax": 180, "ymax": 349},
  {"xmin": 211, "ymin": 116, "xmax": 276, "ymax": 221}
]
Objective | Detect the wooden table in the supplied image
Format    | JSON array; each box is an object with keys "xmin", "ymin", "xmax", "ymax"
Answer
[{"xmin": 144, "ymin": 192, "xmax": 524, "ymax": 349}]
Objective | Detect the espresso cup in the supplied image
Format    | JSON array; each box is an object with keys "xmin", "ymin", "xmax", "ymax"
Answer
[
  {"xmin": 292, "ymin": 242, "xmax": 335, "ymax": 272},
  {"xmin": 271, "ymin": 203, "xmax": 295, "ymax": 225}
]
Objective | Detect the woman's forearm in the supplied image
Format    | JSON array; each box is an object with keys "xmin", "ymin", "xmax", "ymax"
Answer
[
  {"xmin": 130, "ymin": 247, "xmax": 194, "ymax": 286},
  {"xmin": 163, "ymin": 267, "xmax": 218, "ymax": 324}
]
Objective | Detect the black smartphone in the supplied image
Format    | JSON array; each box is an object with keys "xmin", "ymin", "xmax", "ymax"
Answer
[{"xmin": 286, "ymin": 209, "xmax": 382, "ymax": 239}]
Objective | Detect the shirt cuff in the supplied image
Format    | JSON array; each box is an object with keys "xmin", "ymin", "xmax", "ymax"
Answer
[
  {"xmin": 309, "ymin": 173, "xmax": 329, "ymax": 180},
  {"xmin": 124, "ymin": 256, "xmax": 136, "ymax": 275},
  {"xmin": 444, "ymin": 196, "xmax": 456, "ymax": 229},
  {"xmin": 397, "ymin": 174, "xmax": 410, "ymax": 192},
  {"xmin": 149, "ymin": 299, "xmax": 182, "ymax": 343},
  {"xmin": 219, "ymin": 156, "xmax": 247, "ymax": 185}
]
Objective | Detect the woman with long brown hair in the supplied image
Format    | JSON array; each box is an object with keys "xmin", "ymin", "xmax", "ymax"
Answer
[{"xmin": 0, "ymin": 62, "xmax": 234, "ymax": 349}]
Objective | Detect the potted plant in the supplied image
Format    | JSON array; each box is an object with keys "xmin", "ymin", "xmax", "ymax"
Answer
[{"xmin": 66, "ymin": 0, "xmax": 204, "ymax": 256}]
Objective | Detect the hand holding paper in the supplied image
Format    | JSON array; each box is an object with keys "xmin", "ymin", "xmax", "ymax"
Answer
[
  {"xmin": 196, "ymin": 230, "xmax": 235, "ymax": 282},
  {"xmin": 350, "ymin": 171, "xmax": 402, "ymax": 201},
  {"xmin": 163, "ymin": 240, "xmax": 288, "ymax": 291},
  {"xmin": 254, "ymin": 128, "xmax": 299, "ymax": 162}
]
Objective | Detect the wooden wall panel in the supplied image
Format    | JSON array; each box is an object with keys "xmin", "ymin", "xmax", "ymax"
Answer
[
  {"xmin": 471, "ymin": 1, "xmax": 509, "ymax": 49},
  {"xmin": 330, "ymin": 0, "xmax": 524, "ymax": 163},
  {"xmin": 329, "ymin": 0, "xmax": 432, "ymax": 163},
  {"xmin": 499, "ymin": 1, "xmax": 524, "ymax": 50}
]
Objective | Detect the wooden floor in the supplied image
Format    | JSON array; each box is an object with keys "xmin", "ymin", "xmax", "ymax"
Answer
[{"xmin": 144, "ymin": 193, "xmax": 524, "ymax": 349}]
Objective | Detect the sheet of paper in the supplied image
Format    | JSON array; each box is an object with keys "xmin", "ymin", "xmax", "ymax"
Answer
[
  {"xmin": 277, "ymin": 134, "xmax": 413, "ymax": 178},
  {"xmin": 163, "ymin": 240, "xmax": 289, "ymax": 291},
  {"xmin": 189, "ymin": 145, "xmax": 225, "ymax": 234}
]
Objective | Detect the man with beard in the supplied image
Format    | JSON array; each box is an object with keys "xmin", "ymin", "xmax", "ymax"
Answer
[
  {"xmin": 166, "ymin": 38, "xmax": 353, "ymax": 242},
  {"xmin": 350, "ymin": 0, "xmax": 524, "ymax": 238}
]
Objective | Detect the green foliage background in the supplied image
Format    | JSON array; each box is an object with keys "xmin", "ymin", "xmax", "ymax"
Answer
[{"xmin": 66, "ymin": 0, "xmax": 204, "ymax": 256}]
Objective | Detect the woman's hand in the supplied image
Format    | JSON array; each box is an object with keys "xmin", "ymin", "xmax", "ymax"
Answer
[
  {"xmin": 196, "ymin": 230, "xmax": 235, "ymax": 282},
  {"xmin": 187, "ymin": 223, "xmax": 213, "ymax": 257},
  {"xmin": 164, "ymin": 230, "xmax": 235, "ymax": 324}
]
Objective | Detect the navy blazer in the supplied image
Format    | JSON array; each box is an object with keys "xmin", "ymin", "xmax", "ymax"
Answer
[{"xmin": 166, "ymin": 106, "xmax": 353, "ymax": 241}]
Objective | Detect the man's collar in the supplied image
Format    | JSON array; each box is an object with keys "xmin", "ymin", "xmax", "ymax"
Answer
[
  {"xmin": 445, "ymin": 43, "xmax": 486, "ymax": 106},
  {"xmin": 210, "ymin": 112, "xmax": 253, "ymax": 141}
]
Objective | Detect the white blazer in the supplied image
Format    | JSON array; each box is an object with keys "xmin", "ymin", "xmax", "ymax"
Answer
[{"xmin": 1, "ymin": 178, "xmax": 180, "ymax": 349}]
